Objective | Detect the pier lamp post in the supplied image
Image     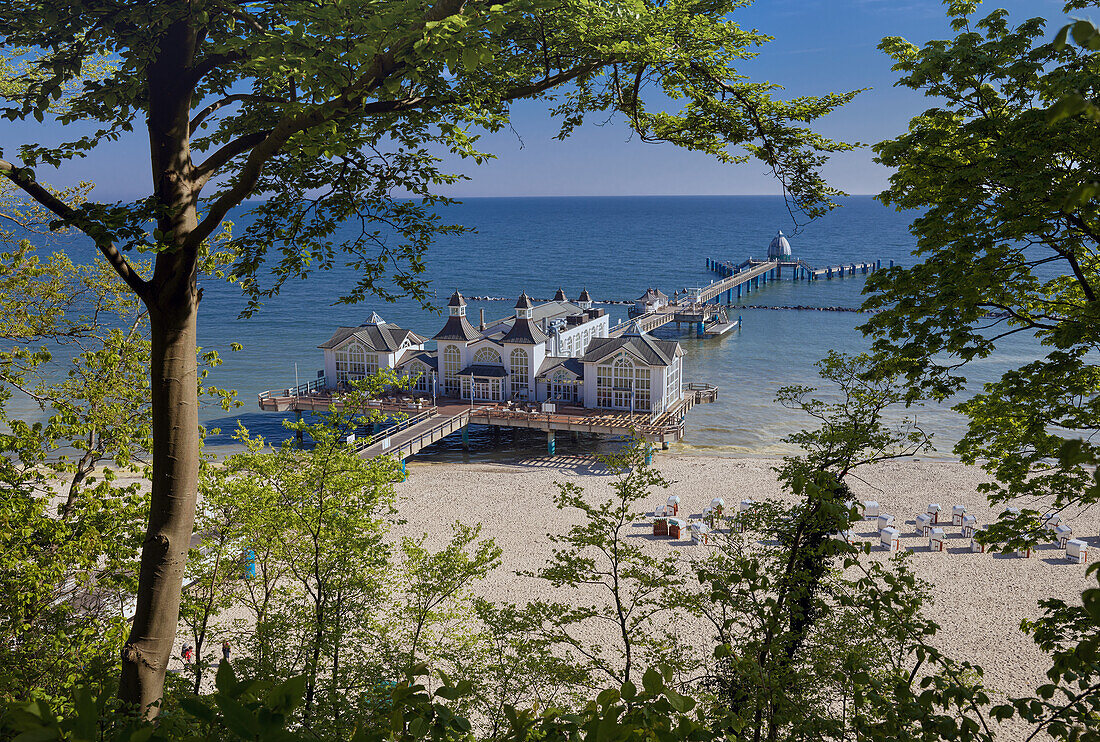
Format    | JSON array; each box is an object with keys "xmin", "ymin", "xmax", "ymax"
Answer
[{"xmin": 431, "ymin": 370, "xmax": 437, "ymax": 406}]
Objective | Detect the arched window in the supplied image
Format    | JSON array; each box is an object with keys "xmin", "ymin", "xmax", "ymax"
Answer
[
  {"xmin": 337, "ymin": 342, "xmax": 367, "ymax": 382},
  {"xmin": 443, "ymin": 345, "xmax": 461, "ymax": 396},
  {"xmin": 408, "ymin": 361, "xmax": 430, "ymax": 392},
  {"xmin": 613, "ymin": 356, "xmax": 633, "ymax": 388},
  {"xmin": 473, "ymin": 347, "xmax": 502, "ymax": 365},
  {"xmin": 509, "ymin": 348, "xmax": 528, "ymax": 399}
]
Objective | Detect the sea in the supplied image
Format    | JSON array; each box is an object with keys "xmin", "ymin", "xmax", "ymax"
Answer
[{"xmin": 10, "ymin": 195, "xmax": 1040, "ymax": 462}]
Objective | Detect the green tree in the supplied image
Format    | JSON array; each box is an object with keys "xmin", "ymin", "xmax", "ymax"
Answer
[
  {"xmin": 218, "ymin": 416, "xmax": 400, "ymax": 730},
  {"xmin": 0, "ymin": 1, "xmax": 856, "ymax": 711},
  {"xmin": 521, "ymin": 442, "xmax": 682, "ymax": 688},
  {"xmin": 688, "ymin": 353, "xmax": 939, "ymax": 741},
  {"xmin": 861, "ymin": 1, "xmax": 1100, "ymax": 536}
]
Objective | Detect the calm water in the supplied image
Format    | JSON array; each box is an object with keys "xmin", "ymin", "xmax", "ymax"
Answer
[{"xmin": 13, "ymin": 196, "xmax": 1038, "ymax": 461}]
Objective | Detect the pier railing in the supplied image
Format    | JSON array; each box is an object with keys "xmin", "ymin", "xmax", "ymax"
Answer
[
  {"xmin": 259, "ymin": 376, "xmax": 327, "ymax": 400},
  {"xmin": 686, "ymin": 382, "xmax": 719, "ymax": 403},
  {"xmin": 352, "ymin": 407, "xmax": 437, "ymax": 453}
]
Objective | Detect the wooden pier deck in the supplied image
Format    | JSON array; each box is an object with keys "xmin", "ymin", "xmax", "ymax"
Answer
[{"xmin": 257, "ymin": 384, "xmax": 719, "ymax": 460}]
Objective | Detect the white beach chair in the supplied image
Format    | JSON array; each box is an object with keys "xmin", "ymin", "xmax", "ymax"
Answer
[
  {"xmin": 928, "ymin": 527, "xmax": 946, "ymax": 552},
  {"xmin": 831, "ymin": 530, "xmax": 856, "ymax": 546},
  {"xmin": 711, "ymin": 497, "xmax": 725, "ymax": 516},
  {"xmin": 690, "ymin": 522, "xmax": 711, "ymax": 545},
  {"xmin": 1055, "ymin": 524, "xmax": 1073, "ymax": 548},
  {"xmin": 952, "ymin": 505, "xmax": 966, "ymax": 526},
  {"xmin": 916, "ymin": 513, "xmax": 932, "ymax": 536},
  {"xmin": 961, "ymin": 514, "xmax": 978, "ymax": 538},
  {"xmin": 970, "ymin": 525, "xmax": 986, "ymax": 553},
  {"xmin": 1067, "ymin": 539, "xmax": 1088, "ymax": 564},
  {"xmin": 927, "ymin": 504, "xmax": 942, "ymax": 524},
  {"xmin": 1044, "ymin": 513, "xmax": 1062, "ymax": 532},
  {"xmin": 666, "ymin": 495, "xmax": 680, "ymax": 516},
  {"xmin": 861, "ymin": 500, "xmax": 880, "ymax": 519},
  {"xmin": 880, "ymin": 527, "xmax": 901, "ymax": 552},
  {"xmin": 877, "ymin": 513, "xmax": 895, "ymax": 531},
  {"xmin": 668, "ymin": 517, "xmax": 686, "ymax": 540}
]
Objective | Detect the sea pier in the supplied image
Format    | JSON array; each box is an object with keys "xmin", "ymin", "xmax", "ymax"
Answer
[
  {"xmin": 256, "ymin": 230, "xmax": 881, "ymax": 466},
  {"xmin": 611, "ymin": 254, "xmax": 886, "ymax": 338}
]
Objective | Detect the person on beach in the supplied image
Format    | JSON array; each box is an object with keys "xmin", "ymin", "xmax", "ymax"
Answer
[
  {"xmin": 222, "ymin": 640, "xmax": 231, "ymax": 662},
  {"xmin": 181, "ymin": 644, "xmax": 193, "ymax": 665}
]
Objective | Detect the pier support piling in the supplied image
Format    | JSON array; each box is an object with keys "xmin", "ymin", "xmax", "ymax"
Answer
[
  {"xmin": 547, "ymin": 430, "xmax": 556, "ymax": 456},
  {"xmin": 462, "ymin": 425, "xmax": 469, "ymax": 450},
  {"xmin": 644, "ymin": 443, "xmax": 654, "ymax": 466}
]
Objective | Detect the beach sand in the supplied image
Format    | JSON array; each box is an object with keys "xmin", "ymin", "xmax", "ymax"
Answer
[{"xmin": 394, "ymin": 454, "xmax": 1096, "ymax": 739}]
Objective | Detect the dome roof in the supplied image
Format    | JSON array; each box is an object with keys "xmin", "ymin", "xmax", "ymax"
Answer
[{"xmin": 768, "ymin": 230, "xmax": 792, "ymax": 258}]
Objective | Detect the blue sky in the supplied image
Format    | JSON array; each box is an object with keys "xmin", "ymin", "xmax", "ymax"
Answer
[{"xmin": 9, "ymin": 0, "xmax": 1078, "ymax": 200}]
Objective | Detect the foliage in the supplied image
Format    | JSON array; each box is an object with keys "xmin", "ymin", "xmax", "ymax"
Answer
[
  {"xmin": 860, "ymin": 1, "xmax": 1100, "ymax": 550},
  {"xmin": 521, "ymin": 441, "xmax": 683, "ymax": 688},
  {"xmin": 0, "ymin": 0, "xmax": 859, "ymax": 710}
]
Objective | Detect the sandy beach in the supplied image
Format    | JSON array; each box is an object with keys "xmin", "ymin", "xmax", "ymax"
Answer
[{"xmin": 394, "ymin": 453, "xmax": 1097, "ymax": 739}]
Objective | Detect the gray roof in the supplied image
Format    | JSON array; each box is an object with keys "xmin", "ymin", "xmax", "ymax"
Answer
[
  {"xmin": 581, "ymin": 335, "xmax": 682, "ymax": 367},
  {"xmin": 515, "ymin": 292, "xmax": 534, "ymax": 309},
  {"xmin": 456, "ymin": 364, "xmax": 509, "ymax": 378},
  {"xmin": 395, "ymin": 349, "xmax": 437, "ymax": 369},
  {"xmin": 637, "ymin": 288, "xmax": 668, "ymax": 302},
  {"xmin": 486, "ymin": 300, "xmax": 584, "ymax": 333},
  {"xmin": 447, "ymin": 291, "xmax": 467, "ymax": 308},
  {"xmin": 319, "ymin": 324, "xmax": 427, "ymax": 352},
  {"xmin": 536, "ymin": 356, "xmax": 584, "ymax": 378},
  {"xmin": 433, "ymin": 314, "xmax": 480, "ymax": 342},
  {"xmin": 501, "ymin": 317, "xmax": 549, "ymax": 345}
]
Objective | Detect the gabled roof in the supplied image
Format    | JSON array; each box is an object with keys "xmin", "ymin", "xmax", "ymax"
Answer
[
  {"xmin": 501, "ymin": 316, "xmax": 549, "ymax": 345},
  {"xmin": 637, "ymin": 288, "xmax": 668, "ymax": 303},
  {"xmin": 318, "ymin": 324, "xmax": 427, "ymax": 352},
  {"xmin": 536, "ymin": 356, "xmax": 584, "ymax": 378},
  {"xmin": 433, "ymin": 314, "xmax": 480, "ymax": 342},
  {"xmin": 580, "ymin": 334, "xmax": 682, "ymax": 367},
  {"xmin": 395, "ymin": 350, "xmax": 437, "ymax": 369}
]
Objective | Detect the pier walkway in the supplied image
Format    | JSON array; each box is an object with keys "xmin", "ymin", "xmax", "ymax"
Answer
[{"xmin": 257, "ymin": 384, "xmax": 719, "ymax": 461}]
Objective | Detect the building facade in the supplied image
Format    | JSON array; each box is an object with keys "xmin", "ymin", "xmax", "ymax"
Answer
[{"xmin": 319, "ymin": 291, "xmax": 686, "ymax": 413}]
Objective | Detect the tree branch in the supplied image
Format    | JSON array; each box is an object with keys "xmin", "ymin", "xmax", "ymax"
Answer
[
  {"xmin": 0, "ymin": 159, "xmax": 148, "ymax": 299},
  {"xmin": 190, "ymin": 94, "xmax": 287, "ymax": 133}
]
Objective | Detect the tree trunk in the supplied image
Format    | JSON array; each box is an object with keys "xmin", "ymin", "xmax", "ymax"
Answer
[
  {"xmin": 119, "ymin": 298, "xmax": 200, "ymax": 712},
  {"xmin": 117, "ymin": 16, "xmax": 201, "ymax": 715}
]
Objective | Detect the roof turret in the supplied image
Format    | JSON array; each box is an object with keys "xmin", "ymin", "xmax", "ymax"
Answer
[
  {"xmin": 514, "ymin": 292, "xmax": 534, "ymax": 310},
  {"xmin": 553, "ymin": 287, "xmax": 568, "ymax": 301},
  {"xmin": 361, "ymin": 311, "xmax": 386, "ymax": 326},
  {"xmin": 577, "ymin": 288, "xmax": 592, "ymax": 303},
  {"xmin": 448, "ymin": 291, "xmax": 467, "ymax": 308},
  {"xmin": 767, "ymin": 230, "xmax": 792, "ymax": 259}
]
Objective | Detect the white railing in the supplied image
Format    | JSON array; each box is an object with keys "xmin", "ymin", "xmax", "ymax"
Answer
[{"xmin": 259, "ymin": 376, "xmax": 327, "ymax": 399}]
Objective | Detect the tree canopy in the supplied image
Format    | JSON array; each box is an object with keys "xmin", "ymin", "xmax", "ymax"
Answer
[
  {"xmin": 861, "ymin": 0, "xmax": 1100, "ymax": 518},
  {"xmin": 0, "ymin": 0, "xmax": 858, "ymax": 713}
]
